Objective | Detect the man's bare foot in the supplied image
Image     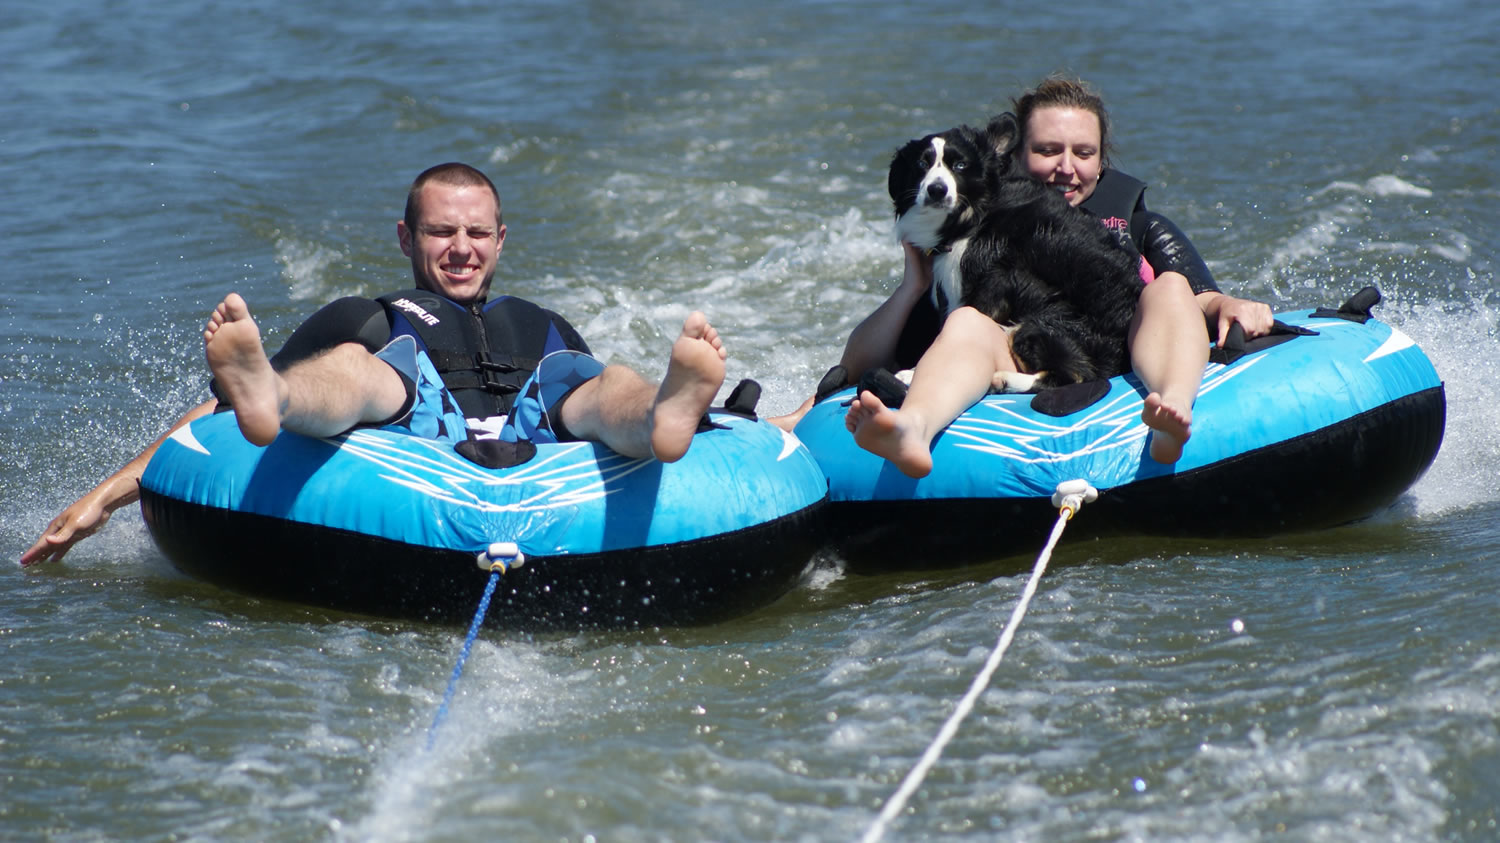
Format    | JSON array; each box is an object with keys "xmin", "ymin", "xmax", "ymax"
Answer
[
  {"xmin": 1143, "ymin": 392, "xmax": 1191, "ymax": 463},
  {"xmin": 650, "ymin": 311, "xmax": 727, "ymax": 462},
  {"xmin": 847, "ymin": 390, "xmax": 933, "ymax": 479},
  {"xmin": 767, "ymin": 394, "xmax": 815, "ymax": 433},
  {"xmin": 204, "ymin": 293, "xmax": 286, "ymax": 446}
]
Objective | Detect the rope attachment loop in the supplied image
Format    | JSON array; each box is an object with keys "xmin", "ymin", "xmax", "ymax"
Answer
[
  {"xmin": 476, "ymin": 541, "xmax": 526, "ymax": 574},
  {"xmin": 1051, "ymin": 479, "xmax": 1099, "ymax": 520}
]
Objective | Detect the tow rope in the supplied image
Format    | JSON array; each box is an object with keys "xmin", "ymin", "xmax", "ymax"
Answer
[
  {"xmin": 425, "ymin": 542, "xmax": 526, "ymax": 751},
  {"xmin": 859, "ymin": 480, "xmax": 1098, "ymax": 843}
]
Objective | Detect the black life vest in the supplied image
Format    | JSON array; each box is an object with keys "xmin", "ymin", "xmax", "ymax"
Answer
[
  {"xmin": 375, "ymin": 290, "xmax": 583, "ymax": 419},
  {"xmin": 1079, "ymin": 169, "xmax": 1148, "ymax": 253}
]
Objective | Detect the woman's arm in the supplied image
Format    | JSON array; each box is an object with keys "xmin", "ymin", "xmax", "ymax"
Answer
[
  {"xmin": 839, "ymin": 243, "xmax": 935, "ymax": 380},
  {"xmin": 1196, "ymin": 290, "xmax": 1274, "ymax": 342},
  {"xmin": 1140, "ymin": 211, "xmax": 1273, "ymax": 340},
  {"xmin": 1138, "ymin": 211, "xmax": 1218, "ymax": 295}
]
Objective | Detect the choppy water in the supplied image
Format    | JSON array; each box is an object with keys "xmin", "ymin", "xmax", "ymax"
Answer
[{"xmin": 4, "ymin": 0, "xmax": 1499, "ymax": 839}]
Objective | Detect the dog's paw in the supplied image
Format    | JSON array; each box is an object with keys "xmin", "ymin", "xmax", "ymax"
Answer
[{"xmin": 993, "ymin": 371, "xmax": 1041, "ymax": 393}]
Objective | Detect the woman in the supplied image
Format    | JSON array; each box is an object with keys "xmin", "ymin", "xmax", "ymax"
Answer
[{"xmin": 840, "ymin": 75, "xmax": 1273, "ymax": 477}]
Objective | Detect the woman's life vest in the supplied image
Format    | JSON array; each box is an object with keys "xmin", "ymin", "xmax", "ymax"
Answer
[{"xmin": 1079, "ymin": 169, "xmax": 1155, "ymax": 282}]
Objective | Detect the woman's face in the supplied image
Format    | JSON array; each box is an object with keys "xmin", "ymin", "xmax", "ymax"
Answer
[{"xmin": 1023, "ymin": 106, "xmax": 1103, "ymax": 207}]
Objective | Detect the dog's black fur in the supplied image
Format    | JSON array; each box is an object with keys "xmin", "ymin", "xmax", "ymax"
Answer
[{"xmin": 888, "ymin": 113, "xmax": 1144, "ymax": 388}]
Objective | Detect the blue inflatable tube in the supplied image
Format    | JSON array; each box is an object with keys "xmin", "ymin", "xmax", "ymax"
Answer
[
  {"xmin": 793, "ymin": 289, "xmax": 1445, "ymax": 571},
  {"xmin": 141, "ymin": 410, "xmax": 828, "ymax": 629}
]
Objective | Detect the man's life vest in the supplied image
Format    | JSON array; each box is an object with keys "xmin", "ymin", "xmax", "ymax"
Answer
[{"xmin": 375, "ymin": 290, "xmax": 584, "ymax": 420}]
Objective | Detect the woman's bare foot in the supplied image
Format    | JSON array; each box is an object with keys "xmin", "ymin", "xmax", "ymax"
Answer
[
  {"xmin": 204, "ymin": 293, "xmax": 286, "ymax": 446},
  {"xmin": 650, "ymin": 311, "xmax": 727, "ymax": 462},
  {"xmin": 1142, "ymin": 392, "xmax": 1191, "ymax": 463},
  {"xmin": 847, "ymin": 390, "xmax": 934, "ymax": 479}
]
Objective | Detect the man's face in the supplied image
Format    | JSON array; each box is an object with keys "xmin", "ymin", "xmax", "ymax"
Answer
[{"xmin": 398, "ymin": 182, "xmax": 505, "ymax": 303}]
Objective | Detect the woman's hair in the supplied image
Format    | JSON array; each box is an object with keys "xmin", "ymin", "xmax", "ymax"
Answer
[
  {"xmin": 405, "ymin": 162, "xmax": 504, "ymax": 232},
  {"xmin": 1011, "ymin": 75, "xmax": 1112, "ymax": 165}
]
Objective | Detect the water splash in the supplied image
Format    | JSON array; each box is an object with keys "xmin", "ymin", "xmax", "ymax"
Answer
[{"xmin": 1389, "ymin": 294, "xmax": 1500, "ymax": 517}]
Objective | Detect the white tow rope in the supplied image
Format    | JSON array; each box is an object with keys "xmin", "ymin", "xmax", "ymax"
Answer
[{"xmin": 858, "ymin": 480, "xmax": 1098, "ymax": 843}]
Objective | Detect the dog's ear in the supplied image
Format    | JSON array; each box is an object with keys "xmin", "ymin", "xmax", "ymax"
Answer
[
  {"xmin": 888, "ymin": 137, "xmax": 926, "ymax": 208},
  {"xmin": 888, "ymin": 145, "xmax": 907, "ymax": 205},
  {"xmin": 986, "ymin": 112, "xmax": 1021, "ymax": 156}
]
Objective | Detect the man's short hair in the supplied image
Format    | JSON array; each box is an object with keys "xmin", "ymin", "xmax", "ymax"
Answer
[{"xmin": 404, "ymin": 162, "xmax": 503, "ymax": 233}]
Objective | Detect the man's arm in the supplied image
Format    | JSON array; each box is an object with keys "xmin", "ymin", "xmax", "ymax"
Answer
[{"xmin": 20, "ymin": 399, "xmax": 217, "ymax": 566}]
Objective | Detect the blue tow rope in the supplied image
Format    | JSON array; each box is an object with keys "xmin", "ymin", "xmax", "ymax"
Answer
[{"xmin": 425, "ymin": 543, "xmax": 525, "ymax": 751}]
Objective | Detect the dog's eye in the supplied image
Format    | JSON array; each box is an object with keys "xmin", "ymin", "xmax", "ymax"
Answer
[{"xmin": 952, "ymin": 161, "xmax": 967, "ymax": 172}]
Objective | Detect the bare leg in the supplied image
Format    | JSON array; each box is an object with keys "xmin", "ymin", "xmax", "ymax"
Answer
[
  {"xmin": 204, "ymin": 294, "xmax": 288, "ymax": 446},
  {"xmin": 845, "ymin": 307, "xmax": 1016, "ymax": 479},
  {"xmin": 650, "ymin": 312, "xmax": 727, "ymax": 461},
  {"xmin": 767, "ymin": 395, "xmax": 816, "ymax": 433},
  {"xmin": 1128, "ymin": 273, "xmax": 1207, "ymax": 463},
  {"xmin": 846, "ymin": 389, "xmax": 940, "ymax": 479},
  {"xmin": 204, "ymin": 293, "xmax": 407, "ymax": 446},
  {"xmin": 559, "ymin": 311, "xmax": 726, "ymax": 461}
]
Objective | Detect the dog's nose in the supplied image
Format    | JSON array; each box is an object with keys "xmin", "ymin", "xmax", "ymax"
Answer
[{"xmin": 925, "ymin": 182, "xmax": 948, "ymax": 202}]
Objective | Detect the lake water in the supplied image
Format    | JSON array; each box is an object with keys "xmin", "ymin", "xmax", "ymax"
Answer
[{"xmin": 4, "ymin": 0, "xmax": 1499, "ymax": 839}]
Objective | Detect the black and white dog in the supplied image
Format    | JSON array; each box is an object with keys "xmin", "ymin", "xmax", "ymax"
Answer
[{"xmin": 888, "ymin": 113, "xmax": 1143, "ymax": 390}]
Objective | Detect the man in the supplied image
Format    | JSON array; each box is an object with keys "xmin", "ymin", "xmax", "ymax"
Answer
[{"xmin": 22, "ymin": 163, "xmax": 726, "ymax": 566}]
